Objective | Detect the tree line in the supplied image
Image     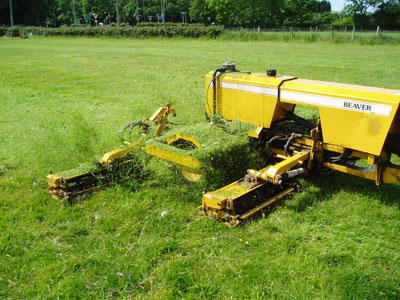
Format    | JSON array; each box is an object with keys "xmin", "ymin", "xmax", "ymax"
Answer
[{"xmin": 1, "ymin": 0, "xmax": 399, "ymax": 30}]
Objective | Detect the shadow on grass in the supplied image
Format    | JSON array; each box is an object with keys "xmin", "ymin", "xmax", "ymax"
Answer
[
  {"xmin": 287, "ymin": 171, "xmax": 400, "ymax": 213},
  {"xmin": 336, "ymin": 271, "xmax": 400, "ymax": 299}
]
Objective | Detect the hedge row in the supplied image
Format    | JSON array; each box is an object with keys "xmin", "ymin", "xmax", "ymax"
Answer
[
  {"xmin": 0, "ymin": 25, "xmax": 224, "ymax": 38},
  {"xmin": 136, "ymin": 22, "xmax": 206, "ymax": 27},
  {"xmin": 0, "ymin": 26, "xmax": 19, "ymax": 37}
]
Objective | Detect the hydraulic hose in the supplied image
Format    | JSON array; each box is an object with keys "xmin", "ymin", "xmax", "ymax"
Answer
[
  {"xmin": 285, "ymin": 110, "xmax": 316, "ymax": 130},
  {"xmin": 284, "ymin": 133, "xmax": 302, "ymax": 156},
  {"xmin": 212, "ymin": 68, "xmax": 226, "ymax": 115}
]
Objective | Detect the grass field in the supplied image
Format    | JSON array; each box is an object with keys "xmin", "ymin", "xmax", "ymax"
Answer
[
  {"xmin": 1, "ymin": 37, "xmax": 400, "ymax": 299},
  {"xmin": 222, "ymin": 29, "xmax": 400, "ymax": 45}
]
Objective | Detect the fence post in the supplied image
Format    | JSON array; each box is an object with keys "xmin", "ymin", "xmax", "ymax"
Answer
[
  {"xmin": 352, "ymin": 26, "xmax": 355, "ymax": 42},
  {"xmin": 376, "ymin": 26, "xmax": 380, "ymax": 36},
  {"xmin": 290, "ymin": 27, "xmax": 293, "ymax": 40},
  {"xmin": 344, "ymin": 25, "xmax": 347, "ymax": 33},
  {"xmin": 258, "ymin": 26, "xmax": 261, "ymax": 39},
  {"xmin": 310, "ymin": 26, "xmax": 312, "ymax": 41},
  {"xmin": 331, "ymin": 26, "xmax": 334, "ymax": 41}
]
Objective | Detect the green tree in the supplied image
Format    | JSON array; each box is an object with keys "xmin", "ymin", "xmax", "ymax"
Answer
[
  {"xmin": 55, "ymin": 0, "xmax": 76, "ymax": 25},
  {"xmin": 372, "ymin": 0, "xmax": 400, "ymax": 29},
  {"xmin": 264, "ymin": 0, "xmax": 285, "ymax": 27},
  {"xmin": 0, "ymin": 0, "xmax": 12, "ymax": 25},
  {"xmin": 344, "ymin": 0, "xmax": 377, "ymax": 27},
  {"xmin": 205, "ymin": 0, "xmax": 284, "ymax": 27},
  {"xmin": 317, "ymin": 0, "xmax": 331, "ymax": 13},
  {"xmin": 244, "ymin": 0, "xmax": 284, "ymax": 27},
  {"xmin": 345, "ymin": 0, "xmax": 377, "ymax": 15},
  {"xmin": 80, "ymin": 0, "xmax": 115, "ymax": 24},
  {"xmin": 190, "ymin": 0, "xmax": 211, "ymax": 23},
  {"xmin": 119, "ymin": 0, "xmax": 138, "ymax": 24},
  {"xmin": 206, "ymin": 0, "xmax": 246, "ymax": 27},
  {"xmin": 164, "ymin": 0, "xmax": 192, "ymax": 23},
  {"xmin": 0, "ymin": 0, "xmax": 51, "ymax": 26},
  {"xmin": 331, "ymin": 11, "xmax": 354, "ymax": 27},
  {"xmin": 283, "ymin": 0, "xmax": 317, "ymax": 27}
]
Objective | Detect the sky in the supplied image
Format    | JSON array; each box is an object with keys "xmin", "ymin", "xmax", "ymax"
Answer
[{"xmin": 330, "ymin": 0, "xmax": 346, "ymax": 12}]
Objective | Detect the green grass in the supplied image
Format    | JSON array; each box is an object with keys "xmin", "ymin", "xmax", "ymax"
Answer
[
  {"xmin": 1, "ymin": 37, "xmax": 400, "ymax": 299},
  {"xmin": 221, "ymin": 29, "xmax": 400, "ymax": 45}
]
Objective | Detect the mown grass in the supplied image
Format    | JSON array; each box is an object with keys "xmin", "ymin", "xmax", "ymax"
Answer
[{"xmin": 0, "ymin": 37, "xmax": 400, "ymax": 299}]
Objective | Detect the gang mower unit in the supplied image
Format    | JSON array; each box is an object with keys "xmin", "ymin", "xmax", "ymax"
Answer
[{"xmin": 47, "ymin": 62, "xmax": 400, "ymax": 226}]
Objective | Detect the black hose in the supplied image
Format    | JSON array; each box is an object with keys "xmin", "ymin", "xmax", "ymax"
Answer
[
  {"xmin": 168, "ymin": 121, "xmax": 190, "ymax": 126},
  {"xmin": 120, "ymin": 121, "xmax": 150, "ymax": 143},
  {"xmin": 204, "ymin": 111, "xmax": 211, "ymax": 123},
  {"xmin": 284, "ymin": 133, "xmax": 302, "ymax": 156},
  {"xmin": 212, "ymin": 68, "xmax": 226, "ymax": 115},
  {"xmin": 324, "ymin": 148, "xmax": 352, "ymax": 163},
  {"xmin": 265, "ymin": 135, "xmax": 287, "ymax": 153},
  {"xmin": 285, "ymin": 110, "xmax": 316, "ymax": 130}
]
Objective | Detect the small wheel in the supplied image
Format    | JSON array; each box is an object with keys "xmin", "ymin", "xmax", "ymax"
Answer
[{"xmin": 120, "ymin": 121, "xmax": 150, "ymax": 143}]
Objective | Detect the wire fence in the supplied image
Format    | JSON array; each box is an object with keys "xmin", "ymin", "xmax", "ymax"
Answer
[{"xmin": 223, "ymin": 26, "xmax": 400, "ymax": 44}]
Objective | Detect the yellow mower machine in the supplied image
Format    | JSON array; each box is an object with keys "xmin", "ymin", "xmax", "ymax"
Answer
[{"xmin": 47, "ymin": 62, "xmax": 400, "ymax": 226}]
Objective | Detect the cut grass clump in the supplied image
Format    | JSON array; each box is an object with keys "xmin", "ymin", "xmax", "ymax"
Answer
[
  {"xmin": 146, "ymin": 118, "xmax": 265, "ymax": 189},
  {"xmin": 100, "ymin": 152, "xmax": 150, "ymax": 186},
  {"xmin": 57, "ymin": 161, "xmax": 96, "ymax": 178},
  {"xmin": 58, "ymin": 152, "xmax": 150, "ymax": 197}
]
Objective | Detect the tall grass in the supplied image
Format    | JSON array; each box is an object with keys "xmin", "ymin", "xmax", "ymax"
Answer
[{"xmin": 220, "ymin": 28, "xmax": 400, "ymax": 45}]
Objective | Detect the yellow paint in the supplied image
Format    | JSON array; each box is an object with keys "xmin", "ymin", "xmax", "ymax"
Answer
[
  {"xmin": 180, "ymin": 169, "xmax": 202, "ymax": 182},
  {"xmin": 99, "ymin": 143, "xmax": 139, "ymax": 167},
  {"xmin": 149, "ymin": 106, "xmax": 177, "ymax": 137},
  {"xmin": 280, "ymin": 79, "xmax": 399, "ymax": 156},
  {"xmin": 248, "ymin": 126, "xmax": 263, "ymax": 138},
  {"xmin": 166, "ymin": 133, "xmax": 202, "ymax": 149},
  {"xmin": 322, "ymin": 162, "xmax": 377, "ymax": 181},
  {"xmin": 47, "ymin": 174, "xmax": 65, "ymax": 188},
  {"xmin": 205, "ymin": 72, "xmax": 296, "ymax": 128},
  {"xmin": 265, "ymin": 152, "xmax": 310, "ymax": 184},
  {"xmin": 206, "ymin": 72, "xmax": 400, "ymax": 156},
  {"xmin": 145, "ymin": 143, "xmax": 200, "ymax": 169},
  {"xmin": 382, "ymin": 165, "xmax": 400, "ymax": 184}
]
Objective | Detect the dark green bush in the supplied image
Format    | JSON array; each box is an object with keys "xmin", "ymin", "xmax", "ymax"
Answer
[
  {"xmin": 14, "ymin": 25, "xmax": 224, "ymax": 39},
  {"xmin": 136, "ymin": 22, "xmax": 206, "ymax": 27},
  {"xmin": 25, "ymin": 27, "xmax": 47, "ymax": 36},
  {"xmin": 6, "ymin": 26, "xmax": 21, "ymax": 37},
  {"xmin": 0, "ymin": 26, "xmax": 7, "ymax": 36}
]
